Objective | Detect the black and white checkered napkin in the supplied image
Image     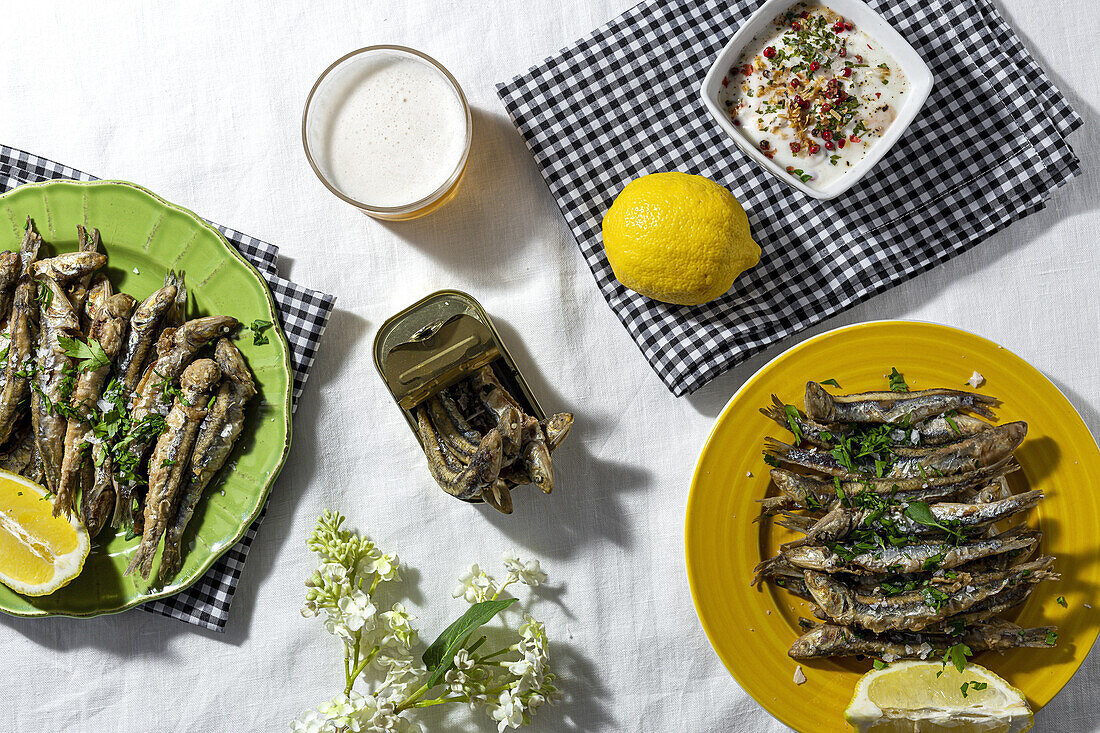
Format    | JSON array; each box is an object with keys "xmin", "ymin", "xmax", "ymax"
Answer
[
  {"xmin": 0, "ymin": 145, "xmax": 336, "ymax": 631},
  {"xmin": 498, "ymin": 0, "xmax": 1081, "ymax": 396}
]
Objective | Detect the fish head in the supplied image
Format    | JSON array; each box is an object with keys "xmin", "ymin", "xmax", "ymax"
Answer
[
  {"xmin": 180, "ymin": 358, "xmax": 222, "ymax": 394},
  {"xmin": 179, "ymin": 315, "xmax": 239, "ymax": 347},
  {"xmin": 804, "ymin": 381, "xmax": 838, "ymax": 422}
]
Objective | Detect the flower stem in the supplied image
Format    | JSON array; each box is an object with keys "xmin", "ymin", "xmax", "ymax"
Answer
[{"xmin": 395, "ymin": 683, "xmax": 430, "ymax": 713}]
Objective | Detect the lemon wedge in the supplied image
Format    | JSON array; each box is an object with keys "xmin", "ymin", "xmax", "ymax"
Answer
[
  {"xmin": 845, "ymin": 660, "xmax": 1033, "ymax": 733},
  {"xmin": 0, "ymin": 469, "xmax": 89, "ymax": 596}
]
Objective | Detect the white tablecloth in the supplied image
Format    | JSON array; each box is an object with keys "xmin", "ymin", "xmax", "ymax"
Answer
[{"xmin": 3, "ymin": 1, "xmax": 1097, "ymax": 731}]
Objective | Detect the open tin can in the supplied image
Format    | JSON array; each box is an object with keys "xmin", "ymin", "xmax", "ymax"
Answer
[{"xmin": 374, "ymin": 290, "xmax": 545, "ymax": 502}]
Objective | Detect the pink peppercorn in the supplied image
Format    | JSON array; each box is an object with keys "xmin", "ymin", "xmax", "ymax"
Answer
[
  {"xmin": 842, "ymin": 67, "xmax": 852, "ymax": 77},
  {"xmin": 809, "ymin": 143, "xmax": 820, "ymax": 154},
  {"xmin": 821, "ymin": 130, "xmax": 832, "ymax": 141},
  {"xmin": 791, "ymin": 21, "xmax": 801, "ymax": 31},
  {"xmin": 850, "ymin": 135, "xmax": 861, "ymax": 143},
  {"xmin": 759, "ymin": 140, "xmax": 770, "ymax": 150},
  {"xmin": 839, "ymin": 48, "xmax": 846, "ymax": 57},
  {"xmin": 800, "ymin": 10, "xmax": 809, "ymax": 18},
  {"xmin": 763, "ymin": 46, "xmax": 776, "ymax": 59},
  {"xmin": 824, "ymin": 141, "xmax": 835, "ymax": 150},
  {"xmin": 837, "ymin": 138, "xmax": 845, "ymax": 149},
  {"xmin": 790, "ymin": 78, "xmax": 801, "ymax": 88},
  {"xmin": 810, "ymin": 61, "xmax": 820, "ymax": 71},
  {"xmin": 790, "ymin": 142, "xmax": 801, "ymax": 153}
]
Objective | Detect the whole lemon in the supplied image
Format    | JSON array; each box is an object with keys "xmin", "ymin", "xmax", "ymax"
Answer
[{"xmin": 601, "ymin": 172, "xmax": 760, "ymax": 306}]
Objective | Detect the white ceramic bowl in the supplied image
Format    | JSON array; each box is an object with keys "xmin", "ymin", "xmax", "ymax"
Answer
[{"xmin": 700, "ymin": 0, "xmax": 933, "ymax": 200}]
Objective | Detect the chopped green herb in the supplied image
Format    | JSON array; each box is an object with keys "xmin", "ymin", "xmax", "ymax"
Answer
[
  {"xmin": 943, "ymin": 643, "xmax": 972, "ymax": 674},
  {"xmin": 58, "ymin": 335, "xmax": 111, "ymax": 374},
  {"xmin": 249, "ymin": 319, "xmax": 273, "ymax": 346},
  {"xmin": 1044, "ymin": 630, "xmax": 1058, "ymax": 646},
  {"xmin": 887, "ymin": 367, "xmax": 908, "ymax": 392},
  {"xmin": 872, "ymin": 659, "xmax": 888, "ymax": 670},
  {"xmin": 1057, "ymin": 596, "xmax": 1067, "ymax": 608},
  {"xmin": 820, "ymin": 379, "xmax": 841, "ymax": 388},
  {"xmin": 943, "ymin": 412, "xmax": 962, "ymax": 436},
  {"xmin": 783, "ymin": 404, "xmax": 804, "ymax": 444}
]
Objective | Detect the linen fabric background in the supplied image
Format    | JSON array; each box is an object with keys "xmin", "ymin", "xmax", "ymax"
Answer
[{"xmin": 1, "ymin": 1, "xmax": 1097, "ymax": 731}]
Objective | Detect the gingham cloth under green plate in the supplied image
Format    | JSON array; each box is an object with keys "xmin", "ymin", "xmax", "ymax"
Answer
[{"xmin": 0, "ymin": 145, "xmax": 336, "ymax": 631}]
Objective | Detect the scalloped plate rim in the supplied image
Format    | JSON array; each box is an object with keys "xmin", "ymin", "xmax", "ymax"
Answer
[
  {"xmin": 685, "ymin": 318, "xmax": 1100, "ymax": 728},
  {"xmin": 0, "ymin": 178, "xmax": 293, "ymax": 619}
]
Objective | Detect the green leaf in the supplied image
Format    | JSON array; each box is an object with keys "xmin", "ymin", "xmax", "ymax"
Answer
[
  {"xmin": 820, "ymin": 378, "xmax": 841, "ymax": 388},
  {"xmin": 58, "ymin": 335, "xmax": 110, "ymax": 373},
  {"xmin": 944, "ymin": 412, "xmax": 962, "ymax": 436},
  {"xmin": 1044, "ymin": 630, "xmax": 1058, "ymax": 646},
  {"xmin": 783, "ymin": 404, "xmax": 803, "ymax": 444},
  {"xmin": 422, "ymin": 598, "xmax": 517, "ymax": 689},
  {"xmin": 1056, "ymin": 595, "xmax": 1067, "ymax": 608},
  {"xmin": 249, "ymin": 319, "xmax": 273, "ymax": 346},
  {"xmin": 960, "ymin": 682, "xmax": 969, "ymax": 698},
  {"xmin": 887, "ymin": 367, "xmax": 908, "ymax": 392},
  {"xmin": 943, "ymin": 643, "xmax": 972, "ymax": 674},
  {"xmin": 904, "ymin": 501, "xmax": 952, "ymax": 536},
  {"xmin": 872, "ymin": 659, "xmax": 888, "ymax": 670},
  {"xmin": 970, "ymin": 681, "xmax": 987, "ymax": 691}
]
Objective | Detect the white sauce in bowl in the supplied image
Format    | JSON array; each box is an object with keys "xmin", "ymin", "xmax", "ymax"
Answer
[{"xmin": 718, "ymin": 2, "xmax": 909, "ymax": 189}]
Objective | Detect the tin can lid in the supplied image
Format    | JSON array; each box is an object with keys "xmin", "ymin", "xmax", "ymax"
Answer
[{"xmin": 374, "ymin": 290, "xmax": 501, "ymax": 410}]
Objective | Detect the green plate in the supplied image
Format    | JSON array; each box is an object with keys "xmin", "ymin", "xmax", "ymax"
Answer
[{"xmin": 0, "ymin": 179, "xmax": 293, "ymax": 617}]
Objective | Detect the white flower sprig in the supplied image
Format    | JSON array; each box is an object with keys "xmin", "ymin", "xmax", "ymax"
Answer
[{"xmin": 292, "ymin": 512, "xmax": 560, "ymax": 733}]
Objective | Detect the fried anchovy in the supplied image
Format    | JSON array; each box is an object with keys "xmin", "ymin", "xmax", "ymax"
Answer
[
  {"xmin": 763, "ymin": 396, "xmax": 992, "ymax": 450},
  {"xmin": 482, "ymin": 479, "xmax": 514, "ymax": 514},
  {"xmin": 61, "ymin": 290, "xmax": 136, "ymax": 532},
  {"xmin": 114, "ymin": 281, "xmax": 178, "ymax": 392},
  {"xmin": 35, "ymin": 278, "xmax": 81, "ymax": 508},
  {"xmin": 761, "ymin": 459, "xmax": 1019, "ymax": 515},
  {"xmin": 782, "ymin": 489, "xmax": 1043, "ymax": 543},
  {"xmin": 471, "ymin": 366, "xmax": 524, "ymax": 460},
  {"xmin": 437, "ymin": 389, "xmax": 482, "ymax": 443},
  {"xmin": 164, "ymin": 269, "xmax": 187, "ymax": 328},
  {"xmin": 0, "ymin": 223, "xmax": 42, "ymax": 446},
  {"xmin": 540, "ymin": 412, "xmax": 574, "ymax": 451},
  {"xmin": 68, "ymin": 225, "xmax": 101, "ymax": 315},
  {"xmin": 0, "ymin": 249, "xmax": 21, "ymax": 338},
  {"xmin": 427, "ymin": 395, "xmax": 481, "ymax": 459},
  {"xmin": 0, "ymin": 425, "xmax": 36, "ymax": 475},
  {"xmin": 804, "ymin": 557, "xmax": 1057, "ymax": 632},
  {"xmin": 31, "ymin": 250, "xmax": 105, "ymax": 286},
  {"xmin": 114, "ymin": 315, "xmax": 237, "ymax": 528},
  {"xmin": 125, "ymin": 359, "xmax": 220, "ymax": 579},
  {"xmin": 416, "ymin": 405, "xmax": 503, "ymax": 500},
  {"xmin": 763, "ymin": 422, "xmax": 1025, "ymax": 479},
  {"xmin": 760, "ymin": 527, "xmax": 1041, "ymax": 578},
  {"xmin": 805, "ymin": 381, "xmax": 996, "ymax": 424},
  {"xmin": 789, "ymin": 619, "xmax": 1057, "ymax": 660},
  {"xmin": 160, "ymin": 339, "xmax": 256, "ymax": 580}
]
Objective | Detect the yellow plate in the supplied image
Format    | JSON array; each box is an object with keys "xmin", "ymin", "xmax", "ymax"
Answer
[{"xmin": 685, "ymin": 321, "xmax": 1099, "ymax": 731}]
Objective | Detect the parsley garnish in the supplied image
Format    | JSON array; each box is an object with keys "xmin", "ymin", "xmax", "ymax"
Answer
[
  {"xmin": 1057, "ymin": 596, "xmax": 1067, "ymax": 608},
  {"xmin": 887, "ymin": 367, "xmax": 908, "ymax": 392},
  {"xmin": 249, "ymin": 319, "xmax": 273, "ymax": 346},
  {"xmin": 58, "ymin": 336, "xmax": 111, "ymax": 373},
  {"xmin": 783, "ymin": 404, "xmax": 804, "ymax": 444},
  {"xmin": 820, "ymin": 378, "xmax": 841, "ymax": 388},
  {"xmin": 943, "ymin": 644, "xmax": 972, "ymax": 674},
  {"xmin": 872, "ymin": 659, "xmax": 888, "ymax": 670}
]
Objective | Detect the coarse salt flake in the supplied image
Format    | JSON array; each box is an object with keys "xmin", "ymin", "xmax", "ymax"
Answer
[
  {"xmin": 793, "ymin": 666, "xmax": 806, "ymax": 685},
  {"xmin": 967, "ymin": 371, "xmax": 986, "ymax": 388}
]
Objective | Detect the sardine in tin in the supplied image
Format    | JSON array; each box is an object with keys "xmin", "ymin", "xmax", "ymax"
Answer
[{"xmin": 373, "ymin": 290, "xmax": 545, "ymax": 446}]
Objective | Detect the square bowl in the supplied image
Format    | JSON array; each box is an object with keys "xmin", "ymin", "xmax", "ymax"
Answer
[{"xmin": 700, "ymin": 0, "xmax": 933, "ymax": 200}]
